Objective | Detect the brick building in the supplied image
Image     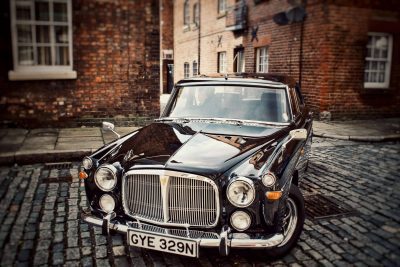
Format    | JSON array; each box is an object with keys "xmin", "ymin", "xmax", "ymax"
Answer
[
  {"xmin": 160, "ymin": 0, "xmax": 174, "ymax": 94},
  {"xmin": 0, "ymin": 0, "xmax": 160, "ymax": 127},
  {"xmin": 173, "ymin": 0, "xmax": 400, "ymax": 119}
]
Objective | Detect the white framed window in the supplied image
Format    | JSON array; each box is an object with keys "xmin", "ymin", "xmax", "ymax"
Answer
[
  {"xmin": 234, "ymin": 49, "xmax": 244, "ymax": 73},
  {"xmin": 218, "ymin": 0, "xmax": 227, "ymax": 14},
  {"xmin": 218, "ymin": 52, "xmax": 227, "ymax": 73},
  {"xmin": 184, "ymin": 62, "xmax": 190, "ymax": 78},
  {"xmin": 183, "ymin": 1, "xmax": 190, "ymax": 26},
  {"xmin": 162, "ymin": 49, "xmax": 173, "ymax": 60},
  {"xmin": 193, "ymin": 3, "xmax": 199, "ymax": 26},
  {"xmin": 364, "ymin": 32, "xmax": 393, "ymax": 88},
  {"xmin": 9, "ymin": 0, "xmax": 76, "ymax": 80},
  {"xmin": 192, "ymin": 60, "xmax": 198, "ymax": 76},
  {"xmin": 256, "ymin": 46, "xmax": 269, "ymax": 73}
]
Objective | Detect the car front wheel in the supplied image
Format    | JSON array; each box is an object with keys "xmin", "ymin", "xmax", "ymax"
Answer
[{"xmin": 266, "ymin": 184, "xmax": 305, "ymax": 258}]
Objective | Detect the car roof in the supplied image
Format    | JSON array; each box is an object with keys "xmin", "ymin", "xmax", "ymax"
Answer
[{"xmin": 176, "ymin": 73, "xmax": 297, "ymax": 88}]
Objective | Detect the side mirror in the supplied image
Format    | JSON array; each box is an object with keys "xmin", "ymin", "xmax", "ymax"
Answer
[
  {"xmin": 102, "ymin": 121, "xmax": 115, "ymax": 131},
  {"xmin": 102, "ymin": 121, "xmax": 120, "ymax": 139},
  {"xmin": 289, "ymin": 129, "xmax": 307, "ymax": 140}
]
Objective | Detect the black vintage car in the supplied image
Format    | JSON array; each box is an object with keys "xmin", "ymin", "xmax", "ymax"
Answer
[{"xmin": 80, "ymin": 73, "xmax": 313, "ymax": 258}]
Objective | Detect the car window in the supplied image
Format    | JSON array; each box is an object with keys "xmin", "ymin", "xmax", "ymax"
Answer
[{"xmin": 167, "ymin": 85, "xmax": 291, "ymax": 123}]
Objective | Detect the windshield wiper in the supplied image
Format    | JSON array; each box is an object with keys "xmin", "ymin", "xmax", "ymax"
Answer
[
  {"xmin": 223, "ymin": 119, "xmax": 244, "ymax": 126},
  {"xmin": 156, "ymin": 117, "xmax": 191, "ymax": 123}
]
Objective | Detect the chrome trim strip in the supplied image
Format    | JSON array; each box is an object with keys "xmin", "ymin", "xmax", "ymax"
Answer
[
  {"xmin": 81, "ymin": 211, "xmax": 284, "ymax": 248},
  {"xmin": 160, "ymin": 174, "xmax": 170, "ymax": 223},
  {"xmin": 121, "ymin": 169, "xmax": 220, "ymax": 228},
  {"xmin": 156, "ymin": 117, "xmax": 290, "ymax": 127}
]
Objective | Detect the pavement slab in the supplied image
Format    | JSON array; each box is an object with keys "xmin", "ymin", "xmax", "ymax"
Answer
[
  {"xmin": 20, "ymin": 136, "xmax": 57, "ymax": 151},
  {"xmin": 58, "ymin": 128, "xmax": 102, "ymax": 138},
  {"xmin": 0, "ymin": 140, "xmax": 399, "ymax": 266}
]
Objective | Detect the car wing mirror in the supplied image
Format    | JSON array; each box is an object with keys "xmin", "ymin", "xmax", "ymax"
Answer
[
  {"xmin": 289, "ymin": 129, "xmax": 307, "ymax": 141},
  {"xmin": 102, "ymin": 121, "xmax": 120, "ymax": 139},
  {"xmin": 281, "ymin": 128, "xmax": 307, "ymax": 155}
]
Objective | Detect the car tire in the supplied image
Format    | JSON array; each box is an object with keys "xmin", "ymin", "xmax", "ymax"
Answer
[{"xmin": 265, "ymin": 184, "xmax": 305, "ymax": 258}]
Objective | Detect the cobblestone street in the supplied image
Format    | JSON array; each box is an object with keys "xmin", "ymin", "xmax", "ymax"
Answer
[{"xmin": 0, "ymin": 139, "xmax": 399, "ymax": 266}]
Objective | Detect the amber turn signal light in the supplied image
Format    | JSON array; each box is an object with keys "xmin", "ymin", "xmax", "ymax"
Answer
[
  {"xmin": 266, "ymin": 191, "xmax": 282, "ymax": 200},
  {"xmin": 79, "ymin": 171, "xmax": 88, "ymax": 179}
]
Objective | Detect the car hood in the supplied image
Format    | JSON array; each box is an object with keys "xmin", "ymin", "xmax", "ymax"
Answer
[{"xmin": 101, "ymin": 121, "xmax": 288, "ymax": 177}]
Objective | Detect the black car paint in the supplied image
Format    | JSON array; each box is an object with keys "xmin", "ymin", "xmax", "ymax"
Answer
[
  {"xmin": 84, "ymin": 77, "xmax": 312, "ymax": 235},
  {"xmin": 84, "ymin": 121, "xmax": 306, "ymax": 231}
]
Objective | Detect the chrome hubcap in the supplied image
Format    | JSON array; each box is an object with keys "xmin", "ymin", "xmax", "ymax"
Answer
[{"xmin": 279, "ymin": 197, "xmax": 298, "ymax": 247}]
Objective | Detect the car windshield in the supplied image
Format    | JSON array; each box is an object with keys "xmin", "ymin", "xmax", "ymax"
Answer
[{"xmin": 165, "ymin": 85, "xmax": 291, "ymax": 123}]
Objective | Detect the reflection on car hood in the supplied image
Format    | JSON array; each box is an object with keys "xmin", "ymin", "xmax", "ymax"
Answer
[{"xmin": 105, "ymin": 121, "xmax": 288, "ymax": 177}]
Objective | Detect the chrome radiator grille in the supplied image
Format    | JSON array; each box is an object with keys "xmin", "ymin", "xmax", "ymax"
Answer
[
  {"xmin": 124, "ymin": 174, "xmax": 164, "ymax": 222},
  {"xmin": 122, "ymin": 170, "xmax": 219, "ymax": 227}
]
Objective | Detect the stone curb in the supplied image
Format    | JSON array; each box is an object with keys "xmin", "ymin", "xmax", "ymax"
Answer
[
  {"xmin": 0, "ymin": 149, "xmax": 93, "ymax": 165},
  {"xmin": 313, "ymin": 133, "xmax": 400, "ymax": 142}
]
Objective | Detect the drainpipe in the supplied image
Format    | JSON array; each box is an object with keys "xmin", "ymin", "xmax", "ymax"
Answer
[
  {"xmin": 299, "ymin": 1, "xmax": 307, "ymax": 88},
  {"xmin": 299, "ymin": 19, "xmax": 304, "ymax": 88},
  {"xmin": 198, "ymin": 0, "xmax": 201, "ymax": 74}
]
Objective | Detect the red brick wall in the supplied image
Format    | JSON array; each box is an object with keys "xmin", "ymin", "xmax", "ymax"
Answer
[
  {"xmin": 245, "ymin": 0, "xmax": 400, "ymax": 119},
  {"xmin": 161, "ymin": 0, "xmax": 174, "ymax": 93},
  {"xmin": 174, "ymin": 0, "xmax": 400, "ymax": 119},
  {"xmin": 318, "ymin": 4, "xmax": 400, "ymax": 119},
  {"xmin": 174, "ymin": 0, "xmax": 243, "ymax": 82},
  {"xmin": 0, "ymin": 0, "xmax": 160, "ymax": 127},
  {"xmin": 161, "ymin": 0, "xmax": 173, "ymax": 51}
]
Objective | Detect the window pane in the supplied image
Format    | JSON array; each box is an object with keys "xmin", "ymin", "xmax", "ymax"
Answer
[
  {"xmin": 381, "ymin": 49, "xmax": 388, "ymax": 58},
  {"xmin": 378, "ymin": 72, "xmax": 384, "ymax": 83},
  {"xmin": 56, "ymin": 46, "xmax": 69, "ymax": 65},
  {"xmin": 364, "ymin": 72, "xmax": 369, "ymax": 82},
  {"xmin": 36, "ymin": 25, "xmax": 50, "ymax": 43},
  {"xmin": 55, "ymin": 26, "xmax": 69, "ymax": 44},
  {"xmin": 367, "ymin": 36, "xmax": 372, "ymax": 46},
  {"xmin": 373, "ymin": 48, "xmax": 379, "ymax": 59},
  {"xmin": 35, "ymin": 1, "xmax": 49, "ymax": 21},
  {"xmin": 379, "ymin": 62, "xmax": 385, "ymax": 71},
  {"xmin": 366, "ymin": 48, "xmax": 371, "ymax": 58},
  {"xmin": 364, "ymin": 61, "xmax": 370, "ymax": 70},
  {"xmin": 54, "ymin": 2, "xmax": 68, "ymax": 22},
  {"xmin": 18, "ymin": 46, "xmax": 34, "ymax": 65},
  {"xmin": 16, "ymin": 4, "xmax": 31, "ymax": 20},
  {"xmin": 370, "ymin": 72, "xmax": 377, "ymax": 82},
  {"xmin": 37, "ymin": 46, "xmax": 51, "ymax": 65},
  {"xmin": 17, "ymin": 25, "xmax": 32, "ymax": 43},
  {"xmin": 371, "ymin": 61, "xmax": 377, "ymax": 70}
]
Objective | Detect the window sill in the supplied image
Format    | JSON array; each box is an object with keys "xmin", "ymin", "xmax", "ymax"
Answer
[
  {"xmin": 217, "ymin": 12, "xmax": 227, "ymax": 19},
  {"xmin": 361, "ymin": 87, "xmax": 394, "ymax": 95},
  {"xmin": 191, "ymin": 23, "xmax": 199, "ymax": 30},
  {"xmin": 183, "ymin": 25, "xmax": 190, "ymax": 32},
  {"xmin": 8, "ymin": 70, "xmax": 77, "ymax": 81}
]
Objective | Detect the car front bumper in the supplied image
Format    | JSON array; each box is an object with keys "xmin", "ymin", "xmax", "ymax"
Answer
[{"xmin": 81, "ymin": 209, "xmax": 284, "ymax": 253}]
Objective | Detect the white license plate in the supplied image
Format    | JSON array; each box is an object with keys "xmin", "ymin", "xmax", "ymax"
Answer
[{"xmin": 127, "ymin": 229, "xmax": 199, "ymax": 258}]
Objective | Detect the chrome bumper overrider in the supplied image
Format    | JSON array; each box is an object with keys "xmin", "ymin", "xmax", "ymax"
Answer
[{"xmin": 81, "ymin": 210, "xmax": 284, "ymax": 250}]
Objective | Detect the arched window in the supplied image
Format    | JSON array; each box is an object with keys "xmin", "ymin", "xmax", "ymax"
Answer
[
  {"xmin": 183, "ymin": 1, "xmax": 190, "ymax": 26},
  {"xmin": 192, "ymin": 61, "xmax": 198, "ymax": 75},
  {"xmin": 218, "ymin": 0, "xmax": 226, "ymax": 14},
  {"xmin": 193, "ymin": 3, "xmax": 199, "ymax": 25},
  {"xmin": 184, "ymin": 62, "xmax": 190, "ymax": 78}
]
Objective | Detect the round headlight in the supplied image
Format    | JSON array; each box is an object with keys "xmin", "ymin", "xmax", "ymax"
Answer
[
  {"xmin": 94, "ymin": 165, "xmax": 117, "ymax": 191},
  {"xmin": 82, "ymin": 157, "xmax": 93, "ymax": 170},
  {"xmin": 230, "ymin": 211, "xmax": 251, "ymax": 231},
  {"xmin": 226, "ymin": 177, "xmax": 255, "ymax": 207},
  {"xmin": 99, "ymin": 194, "xmax": 115, "ymax": 213},
  {"xmin": 262, "ymin": 172, "xmax": 276, "ymax": 187}
]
